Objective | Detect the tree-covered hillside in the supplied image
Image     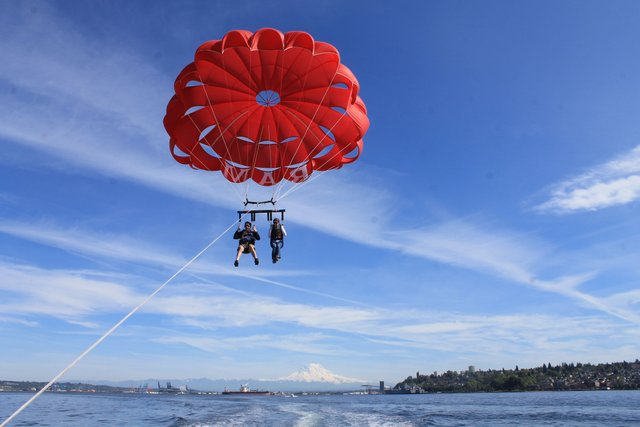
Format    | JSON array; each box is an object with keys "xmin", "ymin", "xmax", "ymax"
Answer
[{"xmin": 396, "ymin": 360, "xmax": 640, "ymax": 393}]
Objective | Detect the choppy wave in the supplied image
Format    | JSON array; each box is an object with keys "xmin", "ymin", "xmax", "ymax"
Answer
[{"xmin": 1, "ymin": 390, "xmax": 639, "ymax": 426}]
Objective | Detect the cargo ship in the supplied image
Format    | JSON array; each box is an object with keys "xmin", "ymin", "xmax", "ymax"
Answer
[{"xmin": 222, "ymin": 384, "xmax": 271, "ymax": 395}]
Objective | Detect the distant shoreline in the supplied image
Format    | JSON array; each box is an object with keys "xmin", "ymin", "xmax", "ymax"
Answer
[
  {"xmin": 4, "ymin": 360, "xmax": 639, "ymax": 396},
  {"xmin": 396, "ymin": 360, "xmax": 640, "ymax": 394},
  {"xmin": 1, "ymin": 386, "xmax": 639, "ymax": 396},
  {"xmin": 2, "ymin": 381, "xmax": 640, "ymax": 396}
]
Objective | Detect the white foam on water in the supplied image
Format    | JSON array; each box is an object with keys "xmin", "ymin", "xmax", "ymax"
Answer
[
  {"xmin": 274, "ymin": 403, "xmax": 322, "ymax": 427},
  {"xmin": 342, "ymin": 411, "xmax": 414, "ymax": 427}
]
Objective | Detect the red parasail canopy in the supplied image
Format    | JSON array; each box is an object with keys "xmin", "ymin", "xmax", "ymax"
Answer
[{"xmin": 164, "ymin": 28, "xmax": 369, "ymax": 186}]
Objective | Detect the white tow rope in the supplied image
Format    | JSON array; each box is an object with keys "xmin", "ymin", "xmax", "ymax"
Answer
[{"xmin": 1, "ymin": 217, "xmax": 244, "ymax": 427}]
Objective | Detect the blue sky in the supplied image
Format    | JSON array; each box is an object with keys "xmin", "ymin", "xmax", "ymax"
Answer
[{"xmin": 1, "ymin": 0, "xmax": 639, "ymax": 385}]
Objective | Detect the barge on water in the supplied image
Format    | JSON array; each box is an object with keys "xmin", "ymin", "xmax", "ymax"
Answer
[{"xmin": 222, "ymin": 384, "xmax": 271, "ymax": 396}]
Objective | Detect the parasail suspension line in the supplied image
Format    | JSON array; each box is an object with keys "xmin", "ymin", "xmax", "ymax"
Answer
[
  {"xmin": 0, "ymin": 217, "xmax": 244, "ymax": 427},
  {"xmin": 277, "ymin": 135, "xmax": 361, "ymax": 202},
  {"xmin": 271, "ymin": 65, "xmax": 340, "ymax": 201}
]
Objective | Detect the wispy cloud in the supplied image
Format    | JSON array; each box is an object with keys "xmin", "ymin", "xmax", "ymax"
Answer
[
  {"xmin": 0, "ymin": 258, "xmax": 384, "ymax": 332},
  {"xmin": 146, "ymin": 285, "xmax": 386, "ymax": 332},
  {"xmin": 0, "ymin": 2, "xmax": 168, "ymax": 144},
  {"xmin": 153, "ymin": 333, "xmax": 353, "ymax": 357},
  {"xmin": 0, "ymin": 221, "xmax": 182, "ymax": 268},
  {"xmin": 534, "ymin": 145, "xmax": 640, "ymax": 214},
  {"xmin": 152, "ymin": 310, "xmax": 640, "ymax": 368},
  {"xmin": 2, "ymin": 214, "xmax": 637, "ymax": 325},
  {"xmin": 0, "ymin": 315, "xmax": 38, "ymax": 327},
  {"xmin": 0, "ymin": 262, "xmax": 139, "ymax": 320},
  {"xmin": 388, "ymin": 219, "xmax": 548, "ymax": 284},
  {"xmin": 530, "ymin": 274, "xmax": 640, "ymax": 324},
  {"xmin": 0, "ymin": 220, "xmax": 308, "ymax": 279},
  {"xmin": 1, "ymin": 258, "xmax": 638, "ymax": 366},
  {"xmin": 602, "ymin": 289, "xmax": 640, "ymax": 311}
]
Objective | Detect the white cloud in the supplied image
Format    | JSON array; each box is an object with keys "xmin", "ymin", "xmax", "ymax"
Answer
[
  {"xmin": 0, "ymin": 221, "xmax": 182, "ymax": 268},
  {"xmin": 154, "ymin": 333, "xmax": 351, "ymax": 357},
  {"xmin": 1, "ymin": 257, "xmax": 638, "ymax": 367},
  {"xmin": 602, "ymin": 289, "xmax": 640, "ymax": 310},
  {"xmin": 150, "ymin": 294, "xmax": 356, "ymax": 328},
  {"xmin": 2, "ymin": 214, "xmax": 636, "ymax": 325},
  {"xmin": 0, "ymin": 258, "xmax": 388, "ymax": 332},
  {"xmin": 0, "ymin": 2, "xmax": 168, "ymax": 144},
  {"xmin": 0, "ymin": 220, "xmax": 308, "ymax": 280},
  {"xmin": 153, "ymin": 309, "xmax": 639, "ymax": 369},
  {"xmin": 0, "ymin": 262, "xmax": 139, "ymax": 320},
  {"xmin": 387, "ymin": 219, "xmax": 547, "ymax": 284},
  {"xmin": 534, "ymin": 145, "xmax": 640, "ymax": 213},
  {"xmin": 0, "ymin": 316, "xmax": 38, "ymax": 327}
]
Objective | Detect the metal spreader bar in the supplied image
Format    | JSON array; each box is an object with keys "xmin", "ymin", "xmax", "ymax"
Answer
[
  {"xmin": 243, "ymin": 198, "xmax": 276, "ymax": 207},
  {"xmin": 237, "ymin": 209, "xmax": 286, "ymax": 222}
]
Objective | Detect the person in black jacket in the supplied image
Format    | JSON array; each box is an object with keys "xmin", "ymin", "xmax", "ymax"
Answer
[{"xmin": 233, "ymin": 221, "xmax": 260, "ymax": 267}]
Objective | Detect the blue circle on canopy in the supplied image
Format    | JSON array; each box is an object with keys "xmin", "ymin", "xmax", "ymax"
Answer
[{"xmin": 256, "ymin": 90, "xmax": 281, "ymax": 107}]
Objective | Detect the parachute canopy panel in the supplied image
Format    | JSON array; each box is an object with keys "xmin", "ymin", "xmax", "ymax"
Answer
[{"xmin": 164, "ymin": 28, "xmax": 369, "ymax": 186}]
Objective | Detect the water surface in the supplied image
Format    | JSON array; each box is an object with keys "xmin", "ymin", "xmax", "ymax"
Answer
[{"xmin": 1, "ymin": 390, "xmax": 638, "ymax": 426}]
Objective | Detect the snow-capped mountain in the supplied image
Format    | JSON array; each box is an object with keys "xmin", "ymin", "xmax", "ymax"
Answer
[
  {"xmin": 81, "ymin": 363, "xmax": 369, "ymax": 392},
  {"xmin": 279, "ymin": 363, "xmax": 365, "ymax": 384}
]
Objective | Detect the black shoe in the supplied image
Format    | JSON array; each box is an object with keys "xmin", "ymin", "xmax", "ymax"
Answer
[
  {"xmin": 272, "ymin": 258, "xmax": 276, "ymax": 263},
  {"xmin": 234, "ymin": 260, "xmax": 239, "ymax": 267},
  {"xmin": 255, "ymin": 258, "xmax": 259, "ymax": 265}
]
